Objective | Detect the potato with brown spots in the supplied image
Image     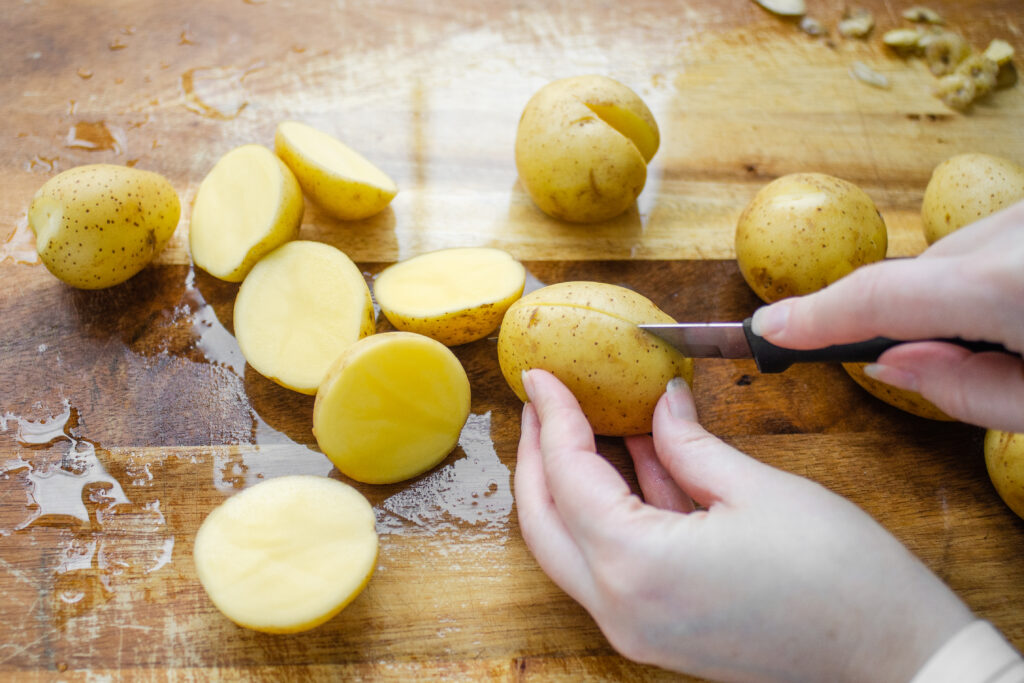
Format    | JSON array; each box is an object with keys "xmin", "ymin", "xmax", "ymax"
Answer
[
  {"xmin": 984, "ymin": 430, "xmax": 1024, "ymax": 521},
  {"xmin": 497, "ymin": 281, "xmax": 693, "ymax": 436},
  {"xmin": 921, "ymin": 153, "xmax": 1024, "ymax": 245},
  {"xmin": 842, "ymin": 362, "xmax": 953, "ymax": 422},
  {"xmin": 735, "ymin": 173, "xmax": 888, "ymax": 303},
  {"xmin": 28, "ymin": 164, "xmax": 180, "ymax": 289}
]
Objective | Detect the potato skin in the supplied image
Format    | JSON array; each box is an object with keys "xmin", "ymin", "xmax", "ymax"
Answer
[
  {"xmin": 842, "ymin": 362, "xmax": 953, "ymax": 421},
  {"xmin": 515, "ymin": 75, "xmax": 657, "ymax": 223},
  {"xmin": 985, "ymin": 430, "xmax": 1024, "ymax": 521},
  {"xmin": 735, "ymin": 173, "xmax": 887, "ymax": 303},
  {"xmin": 921, "ymin": 153, "xmax": 1024, "ymax": 245},
  {"xmin": 497, "ymin": 281, "xmax": 693, "ymax": 436},
  {"xmin": 28, "ymin": 164, "xmax": 180, "ymax": 289}
]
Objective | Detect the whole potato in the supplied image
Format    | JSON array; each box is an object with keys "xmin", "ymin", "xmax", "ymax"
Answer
[
  {"xmin": 497, "ymin": 281, "xmax": 692, "ymax": 436},
  {"xmin": 921, "ymin": 153, "xmax": 1024, "ymax": 244},
  {"xmin": 984, "ymin": 429, "xmax": 1024, "ymax": 521},
  {"xmin": 28, "ymin": 164, "xmax": 180, "ymax": 289},
  {"xmin": 735, "ymin": 173, "xmax": 888, "ymax": 303},
  {"xmin": 842, "ymin": 362, "xmax": 953, "ymax": 422},
  {"xmin": 515, "ymin": 75, "xmax": 659, "ymax": 223}
]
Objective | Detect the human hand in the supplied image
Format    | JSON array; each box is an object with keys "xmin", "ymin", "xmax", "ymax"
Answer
[
  {"xmin": 751, "ymin": 199, "xmax": 1024, "ymax": 433},
  {"xmin": 515, "ymin": 368, "xmax": 973, "ymax": 682}
]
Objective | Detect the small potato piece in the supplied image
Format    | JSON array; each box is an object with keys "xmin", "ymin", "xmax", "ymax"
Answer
[
  {"xmin": 985, "ymin": 430, "xmax": 1024, "ymax": 520},
  {"xmin": 921, "ymin": 153, "xmax": 1024, "ymax": 244},
  {"xmin": 751, "ymin": 0, "xmax": 806, "ymax": 17},
  {"xmin": 497, "ymin": 281, "xmax": 693, "ymax": 437},
  {"xmin": 373, "ymin": 247, "xmax": 526, "ymax": 346},
  {"xmin": 313, "ymin": 332, "xmax": 471, "ymax": 484},
  {"xmin": 190, "ymin": 144, "xmax": 303, "ymax": 282},
  {"xmin": 735, "ymin": 173, "xmax": 888, "ymax": 303},
  {"xmin": 274, "ymin": 121, "xmax": 398, "ymax": 221},
  {"xmin": 28, "ymin": 164, "xmax": 180, "ymax": 289},
  {"xmin": 515, "ymin": 75, "xmax": 659, "ymax": 223},
  {"xmin": 193, "ymin": 475, "xmax": 378, "ymax": 633},
  {"xmin": 837, "ymin": 7, "xmax": 874, "ymax": 39},
  {"xmin": 842, "ymin": 363, "xmax": 953, "ymax": 421},
  {"xmin": 234, "ymin": 240, "xmax": 375, "ymax": 394}
]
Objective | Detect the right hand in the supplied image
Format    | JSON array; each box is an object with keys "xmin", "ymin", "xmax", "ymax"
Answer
[{"xmin": 751, "ymin": 200, "xmax": 1024, "ymax": 433}]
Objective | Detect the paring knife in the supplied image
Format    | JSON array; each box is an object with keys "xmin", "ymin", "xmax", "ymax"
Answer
[{"xmin": 639, "ymin": 317, "xmax": 1013, "ymax": 374}]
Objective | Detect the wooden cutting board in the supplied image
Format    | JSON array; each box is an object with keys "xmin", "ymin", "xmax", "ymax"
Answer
[{"xmin": 2, "ymin": 1, "xmax": 1023, "ymax": 680}]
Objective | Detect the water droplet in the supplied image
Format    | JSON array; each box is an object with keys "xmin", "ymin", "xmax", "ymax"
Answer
[
  {"xmin": 64, "ymin": 121, "xmax": 124, "ymax": 154},
  {"xmin": 180, "ymin": 63, "xmax": 264, "ymax": 120},
  {"xmin": 76, "ymin": 68, "xmax": 93, "ymax": 80},
  {"xmin": 0, "ymin": 215, "xmax": 41, "ymax": 266}
]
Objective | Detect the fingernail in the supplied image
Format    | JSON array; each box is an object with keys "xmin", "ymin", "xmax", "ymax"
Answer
[
  {"xmin": 864, "ymin": 363, "xmax": 920, "ymax": 393},
  {"xmin": 521, "ymin": 369, "xmax": 536, "ymax": 399},
  {"xmin": 665, "ymin": 376, "xmax": 691, "ymax": 419},
  {"xmin": 751, "ymin": 302, "xmax": 789, "ymax": 338}
]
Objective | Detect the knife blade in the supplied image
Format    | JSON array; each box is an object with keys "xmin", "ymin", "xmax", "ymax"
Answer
[{"xmin": 639, "ymin": 317, "xmax": 1013, "ymax": 373}]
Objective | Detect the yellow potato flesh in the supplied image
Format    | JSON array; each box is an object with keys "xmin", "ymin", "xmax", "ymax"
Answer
[
  {"xmin": 190, "ymin": 144, "xmax": 303, "ymax": 282},
  {"xmin": 275, "ymin": 121, "xmax": 397, "ymax": 221},
  {"xmin": 985, "ymin": 430, "xmax": 1024, "ymax": 521},
  {"xmin": 193, "ymin": 475, "xmax": 378, "ymax": 634},
  {"xmin": 233, "ymin": 240, "xmax": 375, "ymax": 394},
  {"xmin": 28, "ymin": 164, "xmax": 180, "ymax": 289},
  {"xmin": 514, "ymin": 75, "xmax": 659, "ymax": 223},
  {"xmin": 373, "ymin": 247, "xmax": 526, "ymax": 346},
  {"xmin": 921, "ymin": 153, "xmax": 1024, "ymax": 245},
  {"xmin": 735, "ymin": 173, "xmax": 888, "ymax": 303},
  {"xmin": 313, "ymin": 332, "xmax": 471, "ymax": 484},
  {"xmin": 497, "ymin": 281, "xmax": 693, "ymax": 436}
]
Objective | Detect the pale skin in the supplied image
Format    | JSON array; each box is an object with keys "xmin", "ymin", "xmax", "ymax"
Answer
[{"xmin": 515, "ymin": 200, "xmax": 1024, "ymax": 681}]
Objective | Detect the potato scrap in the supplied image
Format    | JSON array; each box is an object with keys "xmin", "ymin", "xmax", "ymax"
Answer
[
  {"xmin": 923, "ymin": 31, "xmax": 972, "ymax": 76},
  {"xmin": 902, "ymin": 6, "xmax": 943, "ymax": 24},
  {"xmin": 850, "ymin": 61, "xmax": 890, "ymax": 89},
  {"xmin": 838, "ymin": 8, "xmax": 874, "ymax": 39},
  {"xmin": 933, "ymin": 73, "xmax": 977, "ymax": 110},
  {"xmin": 799, "ymin": 16, "xmax": 827, "ymax": 36},
  {"xmin": 882, "ymin": 28, "xmax": 924, "ymax": 53},
  {"xmin": 751, "ymin": 0, "xmax": 806, "ymax": 17},
  {"xmin": 956, "ymin": 55, "xmax": 1000, "ymax": 97},
  {"xmin": 984, "ymin": 39, "xmax": 1015, "ymax": 66}
]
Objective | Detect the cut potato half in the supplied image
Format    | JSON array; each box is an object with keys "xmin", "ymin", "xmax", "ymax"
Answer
[
  {"xmin": 190, "ymin": 144, "xmax": 303, "ymax": 282},
  {"xmin": 234, "ymin": 240, "xmax": 375, "ymax": 394},
  {"xmin": 193, "ymin": 475, "xmax": 378, "ymax": 634},
  {"xmin": 313, "ymin": 332, "xmax": 471, "ymax": 484},
  {"xmin": 373, "ymin": 247, "xmax": 526, "ymax": 346},
  {"xmin": 275, "ymin": 121, "xmax": 398, "ymax": 221}
]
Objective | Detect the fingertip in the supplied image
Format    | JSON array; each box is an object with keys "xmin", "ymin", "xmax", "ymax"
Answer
[
  {"xmin": 663, "ymin": 375, "xmax": 698, "ymax": 422},
  {"xmin": 750, "ymin": 299, "xmax": 792, "ymax": 339}
]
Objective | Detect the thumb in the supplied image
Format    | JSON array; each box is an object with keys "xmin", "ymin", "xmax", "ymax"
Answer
[
  {"xmin": 870, "ymin": 342, "xmax": 1024, "ymax": 433},
  {"xmin": 652, "ymin": 377, "xmax": 785, "ymax": 509}
]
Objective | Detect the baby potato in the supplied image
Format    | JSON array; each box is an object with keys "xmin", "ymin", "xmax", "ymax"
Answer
[
  {"xmin": 842, "ymin": 362, "xmax": 953, "ymax": 422},
  {"xmin": 28, "ymin": 164, "xmax": 180, "ymax": 289},
  {"xmin": 313, "ymin": 332, "xmax": 471, "ymax": 484},
  {"xmin": 193, "ymin": 475, "xmax": 378, "ymax": 633},
  {"xmin": 515, "ymin": 75, "xmax": 659, "ymax": 223},
  {"xmin": 274, "ymin": 121, "xmax": 398, "ymax": 221},
  {"xmin": 735, "ymin": 173, "xmax": 888, "ymax": 303},
  {"xmin": 984, "ymin": 430, "xmax": 1024, "ymax": 521},
  {"xmin": 497, "ymin": 281, "xmax": 693, "ymax": 436},
  {"xmin": 921, "ymin": 153, "xmax": 1024, "ymax": 244},
  {"xmin": 233, "ymin": 240, "xmax": 375, "ymax": 395},
  {"xmin": 373, "ymin": 247, "xmax": 526, "ymax": 346},
  {"xmin": 190, "ymin": 144, "xmax": 304, "ymax": 282}
]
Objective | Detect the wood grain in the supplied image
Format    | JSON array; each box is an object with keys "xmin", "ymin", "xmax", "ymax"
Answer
[{"xmin": 2, "ymin": 1, "xmax": 1023, "ymax": 680}]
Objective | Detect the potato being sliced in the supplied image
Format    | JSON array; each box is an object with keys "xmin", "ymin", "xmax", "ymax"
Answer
[
  {"xmin": 373, "ymin": 247, "xmax": 526, "ymax": 346},
  {"xmin": 190, "ymin": 144, "xmax": 304, "ymax": 282},
  {"xmin": 275, "ymin": 121, "xmax": 398, "ymax": 221},
  {"xmin": 313, "ymin": 332, "xmax": 471, "ymax": 484},
  {"xmin": 234, "ymin": 240, "xmax": 375, "ymax": 394},
  {"xmin": 193, "ymin": 475, "xmax": 378, "ymax": 634}
]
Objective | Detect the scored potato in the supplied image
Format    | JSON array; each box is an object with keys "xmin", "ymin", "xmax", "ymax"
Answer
[
  {"xmin": 373, "ymin": 247, "xmax": 526, "ymax": 346},
  {"xmin": 28, "ymin": 164, "xmax": 180, "ymax": 289},
  {"xmin": 985, "ymin": 430, "xmax": 1024, "ymax": 521},
  {"xmin": 193, "ymin": 475, "xmax": 378, "ymax": 634},
  {"xmin": 921, "ymin": 153, "xmax": 1024, "ymax": 245},
  {"xmin": 313, "ymin": 332, "xmax": 471, "ymax": 484},
  {"xmin": 275, "ymin": 121, "xmax": 398, "ymax": 221},
  {"xmin": 190, "ymin": 144, "xmax": 304, "ymax": 282},
  {"xmin": 515, "ymin": 75, "xmax": 660, "ymax": 223},
  {"xmin": 233, "ymin": 240, "xmax": 375, "ymax": 394},
  {"xmin": 735, "ymin": 173, "xmax": 888, "ymax": 303},
  {"xmin": 497, "ymin": 281, "xmax": 693, "ymax": 436}
]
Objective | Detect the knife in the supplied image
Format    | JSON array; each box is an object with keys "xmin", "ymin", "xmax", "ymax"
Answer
[{"xmin": 639, "ymin": 317, "xmax": 1013, "ymax": 373}]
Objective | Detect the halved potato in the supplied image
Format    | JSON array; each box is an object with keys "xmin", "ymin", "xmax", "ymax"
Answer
[
  {"xmin": 313, "ymin": 332, "xmax": 471, "ymax": 484},
  {"xmin": 274, "ymin": 121, "xmax": 398, "ymax": 221},
  {"xmin": 233, "ymin": 240, "xmax": 375, "ymax": 394},
  {"xmin": 373, "ymin": 247, "xmax": 526, "ymax": 346},
  {"xmin": 193, "ymin": 475, "xmax": 378, "ymax": 634},
  {"xmin": 190, "ymin": 144, "xmax": 304, "ymax": 282}
]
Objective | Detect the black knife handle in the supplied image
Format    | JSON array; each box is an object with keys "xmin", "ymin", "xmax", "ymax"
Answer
[{"xmin": 741, "ymin": 317, "xmax": 1014, "ymax": 374}]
